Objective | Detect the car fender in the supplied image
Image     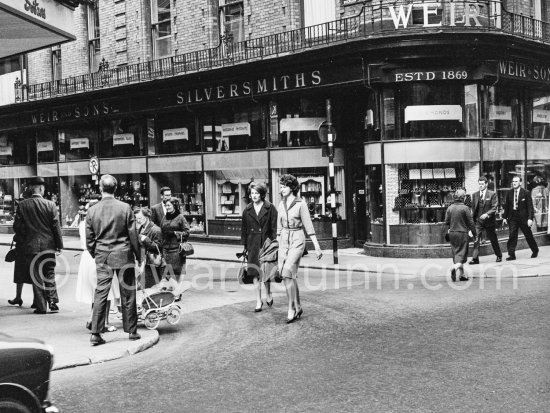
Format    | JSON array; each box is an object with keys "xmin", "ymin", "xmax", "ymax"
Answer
[{"xmin": 0, "ymin": 383, "xmax": 42, "ymax": 413}]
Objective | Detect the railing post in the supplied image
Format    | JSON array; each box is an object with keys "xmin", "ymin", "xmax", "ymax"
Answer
[{"xmin": 171, "ymin": 56, "xmax": 175, "ymax": 76}]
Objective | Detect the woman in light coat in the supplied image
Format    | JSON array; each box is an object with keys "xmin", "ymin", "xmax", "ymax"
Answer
[{"xmin": 277, "ymin": 174, "xmax": 322, "ymax": 323}]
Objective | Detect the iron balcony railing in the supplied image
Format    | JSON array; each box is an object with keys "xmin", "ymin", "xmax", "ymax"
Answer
[{"xmin": 19, "ymin": 0, "xmax": 550, "ymax": 102}]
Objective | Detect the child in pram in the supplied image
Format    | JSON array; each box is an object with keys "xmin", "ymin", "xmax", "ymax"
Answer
[{"xmin": 136, "ymin": 276, "xmax": 188, "ymax": 329}]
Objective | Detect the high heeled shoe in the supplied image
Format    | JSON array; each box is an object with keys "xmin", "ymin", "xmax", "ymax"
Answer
[
  {"xmin": 266, "ymin": 298, "xmax": 273, "ymax": 308},
  {"xmin": 254, "ymin": 302, "xmax": 263, "ymax": 313},
  {"xmin": 286, "ymin": 310, "xmax": 297, "ymax": 324},
  {"xmin": 8, "ymin": 298, "xmax": 23, "ymax": 307},
  {"xmin": 295, "ymin": 308, "xmax": 303, "ymax": 319}
]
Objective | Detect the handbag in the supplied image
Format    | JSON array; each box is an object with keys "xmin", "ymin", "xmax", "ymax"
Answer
[
  {"xmin": 178, "ymin": 233, "xmax": 194, "ymax": 257},
  {"xmin": 147, "ymin": 244, "xmax": 164, "ymax": 267},
  {"xmin": 237, "ymin": 252, "xmax": 253, "ymax": 285},
  {"xmin": 5, "ymin": 239, "xmax": 16, "ymax": 263}
]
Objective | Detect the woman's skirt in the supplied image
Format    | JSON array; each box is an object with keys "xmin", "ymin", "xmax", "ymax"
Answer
[
  {"xmin": 449, "ymin": 232, "xmax": 469, "ymax": 264},
  {"xmin": 13, "ymin": 251, "xmax": 32, "ymax": 285},
  {"xmin": 75, "ymin": 250, "xmax": 120, "ymax": 304},
  {"xmin": 162, "ymin": 248, "xmax": 186, "ymax": 282},
  {"xmin": 277, "ymin": 228, "xmax": 305, "ymax": 279}
]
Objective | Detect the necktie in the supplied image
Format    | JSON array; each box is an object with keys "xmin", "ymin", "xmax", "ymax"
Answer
[
  {"xmin": 514, "ymin": 189, "xmax": 518, "ymax": 210},
  {"xmin": 480, "ymin": 191, "xmax": 485, "ymax": 204}
]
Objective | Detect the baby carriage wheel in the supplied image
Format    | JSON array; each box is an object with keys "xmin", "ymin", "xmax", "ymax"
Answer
[
  {"xmin": 144, "ymin": 311, "xmax": 160, "ymax": 330},
  {"xmin": 166, "ymin": 306, "xmax": 181, "ymax": 325}
]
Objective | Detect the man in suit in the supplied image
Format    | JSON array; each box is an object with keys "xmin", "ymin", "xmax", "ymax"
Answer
[
  {"xmin": 469, "ymin": 176, "xmax": 502, "ymax": 264},
  {"xmin": 86, "ymin": 174, "xmax": 141, "ymax": 345},
  {"xmin": 502, "ymin": 176, "xmax": 539, "ymax": 261},
  {"xmin": 151, "ymin": 186, "xmax": 171, "ymax": 227},
  {"xmin": 13, "ymin": 176, "xmax": 63, "ymax": 314}
]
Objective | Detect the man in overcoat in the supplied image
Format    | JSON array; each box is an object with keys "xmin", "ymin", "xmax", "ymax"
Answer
[
  {"xmin": 151, "ymin": 186, "xmax": 171, "ymax": 227},
  {"xmin": 469, "ymin": 176, "xmax": 502, "ymax": 264},
  {"xmin": 502, "ymin": 176, "xmax": 539, "ymax": 260},
  {"xmin": 13, "ymin": 176, "xmax": 63, "ymax": 314},
  {"xmin": 86, "ymin": 174, "xmax": 141, "ymax": 345}
]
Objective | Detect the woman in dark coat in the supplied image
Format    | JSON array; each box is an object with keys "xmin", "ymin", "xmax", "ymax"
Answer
[
  {"xmin": 241, "ymin": 182, "xmax": 278, "ymax": 312},
  {"xmin": 7, "ymin": 232, "xmax": 32, "ymax": 307},
  {"xmin": 135, "ymin": 207, "xmax": 163, "ymax": 289},
  {"xmin": 160, "ymin": 197, "xmax": 190, "ymax": 284},
  {"xmin": 445, "ymin": 188, "xmax": 476, "ymax": 282}
]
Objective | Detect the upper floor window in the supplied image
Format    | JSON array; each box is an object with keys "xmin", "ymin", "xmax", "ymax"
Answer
[
  {"xmin": 87, "ymin": 3, "xmax": 101, "ymax": 73},
  {"xmin": 219, "ymin": 1, "xmax": 244, "ymax": 43},
  {"xmin": 52, "ymin": 46, "xmax": 62, "ymax": 81},
  {"xmin": 303, "ymin": 0, "xmax": 335, "ymax": 27},
  {"xmin": 151, "ymin": 0, "xmax": 172, "ymax": 58}
]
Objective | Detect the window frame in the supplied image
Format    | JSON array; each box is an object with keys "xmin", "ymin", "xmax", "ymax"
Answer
[
  {"xmin": 151, "ymin": 0, "xmax": 172, "ymax": 59},
  {"xmin": 87, "ymin": 3, "xmax": 101, "ymax": 73},
  {"xmin": 219, "ymin": 0, "xmax": 244, "ymax": 43}
]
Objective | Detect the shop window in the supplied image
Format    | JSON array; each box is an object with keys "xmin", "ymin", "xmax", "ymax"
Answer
[
  {"xmin": 150, "ymin": 172, "xmax": 205, "ymax": 234},
  {"xmin": 60, "ymin": 175, "xmax": 101, "ymax": 228},
  {"xmin": 37, "ymin": 128, "xmax": 57, "ymax": 163},
  {"xmin": 113, "ymin": 174, "xmax": 148, "ymax": 209},
  {"xmin": 274, "ymin": 98, "xmax": 325, "ymax": 147},
  {"xmin": 482, "ymin": 160, "xmax": 525, "ymax": 239},
  {"xmin": 0, "ymin": 180, "xmax": 16, "ymax": 225},
  {"xmin": 202, "ymin": 104, "xmax": 265, "ymax": 152},
  {"xmin": 58, "ymin": 126, "xmax": 98, "ymax": 161},
  {"xmin": 101, "ymin": 118, "xmax": 146, "ymax": 158},
  {"xmin": 382, "ymin": 89, "xmax": 396, "ymax": 140},
  {"xmin": 399, "ymin": 83, "xmax": 468, "ymax": 139},
  {"xmin": 530, "ymin": 92, "xmax": 550, "ymax": 139},
  {"xmin": 481, "ymin": 85, "xmax": 522, "ymax": 139},
  {"xmin": 392, "ymin": 163, "xmax": 465, "ymax": 226},
  {"xmin": 526, "ymin": 159, "xmax": 550, "ymax": 233},
  {"xmin": 366, "ymin": 165, "xmax": 383, "ymax": 243},
  {"xmin": 156, "ymin": 112, "xmax": 199, "ymax": 154},
  {"xmin": 87, "ymin": 2, "xmax": 101, "ymax": 73},
  {"xmin": 219, "ymin": 1, "xmax": 244, "ymax": 43},
  {"xmin": 0, "ymin": 131, "xmax": 33, "ymax": 165},
  {"xmin": 151, "ymin": 0, "xmax": 172, "ymax": 58}
]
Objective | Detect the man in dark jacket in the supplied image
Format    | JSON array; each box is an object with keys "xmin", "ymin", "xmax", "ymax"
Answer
[
  {"xmin": 502, "ymin": 176, "xmax": 539, "ymax": 260},
  {"xmin": 469, "ymin": 176, "xmax": 502, "ymax": 264},
  {"xmin": 13, "ymin": 176, "xmax": 63, "ymax": 314},
  {"xmin": 151, "ymin": 186, "xmax": 171, "ymax": 227},
  {"xmin": 86, "ymin": 174, "xmax": 141, "ymax": 345}
]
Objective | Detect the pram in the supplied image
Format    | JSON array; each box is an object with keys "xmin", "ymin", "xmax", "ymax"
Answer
[{"xmin": 136, "ymin": 278, "xmax": 186, "ymax": 330}]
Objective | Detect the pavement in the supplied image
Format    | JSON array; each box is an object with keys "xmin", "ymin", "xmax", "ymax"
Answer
[{"xmin": 1, "ymin": 232, "xmax": 549, "ymax": 371}]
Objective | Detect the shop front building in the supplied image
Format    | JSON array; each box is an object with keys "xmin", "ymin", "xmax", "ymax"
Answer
[{"xmin": 2, "ymin": 0, "xmax": 550, "ymax": 255}]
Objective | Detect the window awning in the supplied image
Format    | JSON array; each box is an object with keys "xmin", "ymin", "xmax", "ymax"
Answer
[{"xmin": 0, "ymin": 0, "xmax": 76, "ymax": 59}]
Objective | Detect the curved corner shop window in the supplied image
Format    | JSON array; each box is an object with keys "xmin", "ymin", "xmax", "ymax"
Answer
[{"xmin": 398, "ymin": 83, "xmax": 471, "ymax": 139}]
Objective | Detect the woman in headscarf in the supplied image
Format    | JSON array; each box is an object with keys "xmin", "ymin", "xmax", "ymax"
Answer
[{"xmin": 160, "ymin": 197, "xmax": 190, "ymax": 285}]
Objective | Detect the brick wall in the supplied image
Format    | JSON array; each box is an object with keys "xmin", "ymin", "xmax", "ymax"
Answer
[{"xmin": 27, "ymin": 49, "xmax": 52, "ymax": 85}]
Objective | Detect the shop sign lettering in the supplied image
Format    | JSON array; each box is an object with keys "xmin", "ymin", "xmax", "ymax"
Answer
[
  {"xmin": 533, "ymin": 109, "xmax": 550, "ymax": 124},
  {"xmin": 37, "ymin": 141, "xmax": 53, "ymax": 152},
  {"xmin": 24, "ymin": 0, "xmax": 46, "ymax": 19},
  {"xmin": 113, "ymin": 133, "xmax": 135, "ymax": 146},
  {"xmin": 221, "ymin": 122, "xmax": 250, "ymax": 137},
  {"xmin": 388, "ymin": 2, "xmax": 485, "ymax": 29},
  {"xmin": 489, "ymin": 105, "xmax": 512, "ymax": 121},
  {"xmin": 163, "ymin": 128, "xmax": 188, "ymax": 141},
  {"xmin": 176, "ymin": 70, "xmax": 322, "ymax": 105},
  {"xmin": 499, "ymin": 60, "xmax": 550, "ymax": 84},
  {"xmin": 31, "ymin": 102, "xmax": 113, "ymax": 125},
  {"xmin": 395, "ymin": 70, "xmax": 468, "ymax": 82},
  {"xmin": 404, "ymin": 105, "xmax": 463, "ymax": 123},
  {"xmin": 0, "ymin": 146, "xmax": 13, "ymax": 156}
]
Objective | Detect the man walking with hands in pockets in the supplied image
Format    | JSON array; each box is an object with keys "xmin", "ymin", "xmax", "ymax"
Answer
[{"xmin": 86, "ymin": 174, "xmax": 141, "ymax": 346}]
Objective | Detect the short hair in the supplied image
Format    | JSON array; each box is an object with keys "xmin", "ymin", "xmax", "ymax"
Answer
[
  {"xmin": 279, "ymin": 174, "xmax": 300, "ymax": 196},
  {"xmin": 134, "ymin": 206, "xmax": 152, "ymax": 219},
  {"xmin": 100, "ymin": 174, "xmax": 117, "ymax": 194},
  {"xmin": 454, "ymin": 188, "xmax": 466, "ymax": 201},
  {"xmin": 478, "ymin": 176, "xmax": 487, "ymax": 183},
  {"xmin": 160, "ymin": 186, "xmax": 171, "ymax": 195},
  {"xmin": 249, "ymin": 182, "xmax": 267, "ymax": 200},
  {"xmin": 166, "ymin": 197, "xmax": 181, "ymax": 212},
  {"xmin": 512, "ymin": 176, "xmax": 522, "ymax": 182}
]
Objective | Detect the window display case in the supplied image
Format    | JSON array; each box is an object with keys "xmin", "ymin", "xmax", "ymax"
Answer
[
  {"xmin": 113, "ymin": 174, "xmax": 148, "ymax": 208},
  {"xmin": 0, "ymin": 194, "xmax": 14, "ymax": 225},
  {"xmin": 174, "ymin": 182, "xmax": 205, "ymax": 233},
  {"xmin": 298, "ymin": 176, "xmax": 325, "ymax": 217},
  {"xmin": 216, "ymin": 180, "xmax": 247, "ymax": 217},
  {"xmin": 61, "ymin": 176, "xmax": 98, "ymax": 228}
]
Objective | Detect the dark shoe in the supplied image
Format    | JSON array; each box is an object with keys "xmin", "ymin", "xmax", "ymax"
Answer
[
  {"xmin": 129, "ymin": 332, "xmax": 141, "ymax": 341},
  {"xmin": 266, "ymin": 299, "xmax": 273, "ymax": 308},
  {"xmin": 30, "ymin": 303, "xmax": 37, "ymax": 309},
  {"xmin": 506, "ymin": 256, "xmax": 516, "ymax": 261},
  {"xmin": 90, "ymin": 334, "xmax": 106, "ymax": 346},
  {"xmin": 459, "ymin": 276, "xmax": 470, "ymax": 281},
  {"xmin": 286, "ymin": 311, "xmax": 297, "ymax": 324},
  {"xmin": 49, "ymin": 302, "xmax": 59, "ymax": 312},
  {"xmin": 451, "ymin": 269, "xmax": 456, "ymax": 282},
  {"xmin": 86, "ymin": 321, "xmax": 92, "ymax": 331},
  {"xmin": 175, "ymin": 294, "xmax": 182, "ymax": 302},
  {"xmin": 531, "ymin": 251, "xmax": 539, "ymax": 258},
  {"xmin": 254, "ymin": 302, "xmax": 263, "ymax": 313},
  {"xmin": 468, "ymin": 259, "xmax": 479, "ymax": 265},
  {"xmin": 296, "ymin": 308, "xmax": 303, "ymax": 319},
  {"xmin": 33, "ymin": 309, "xmax": 47, "ymax": 314},
  {"xmin": 8, "ymin": 298, "xmax": 23, "ymax": 307},
  {"xmin": 496, "ymin": 256, "xmax": 502, "ymax": 262}
]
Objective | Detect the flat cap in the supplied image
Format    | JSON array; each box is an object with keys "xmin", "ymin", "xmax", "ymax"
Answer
[{"xmin": 27, "ymin": 176, "xmax": 46, "ymax": 185}]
